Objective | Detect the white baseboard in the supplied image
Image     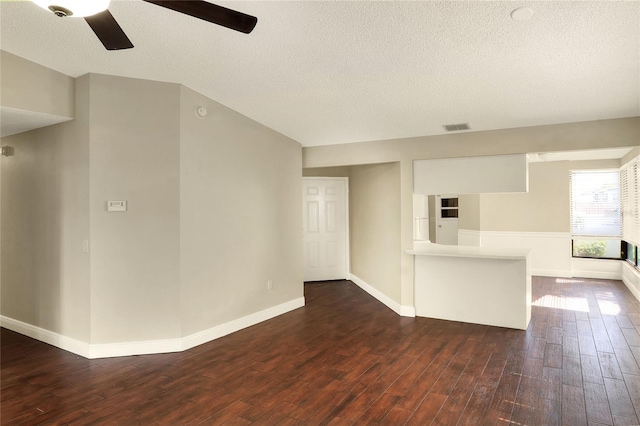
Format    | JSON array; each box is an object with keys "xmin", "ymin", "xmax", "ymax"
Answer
[
  {"xmin": 90, "ymin": 338, "xmax": 182, "ymax": 359},
  {"xmin": 182, "ymin": 297, "xmax": 305, "ymax": 351},
  {"xmin": 350, "ymin": 274, "xmax": 415, "ymax": 317},
  {"xmin": 1, "ymin": 297, "xmax": 306, "ymax": 359},
  {"xmin": 0, "ymin": 316, "xmax": 90, "ymax": 358},
  {"xmin": 400, "ymin": 305, "xmax": 416, "ymax": 317},
  {"xmin": 532, "ymin": 269, "xmax": 572, "ymax": 278},
  {"xmin": 571, "ymin": 270, "xmax": 622, "ymax": 280}
]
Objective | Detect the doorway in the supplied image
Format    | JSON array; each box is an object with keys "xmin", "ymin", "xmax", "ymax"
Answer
[{"xmin": 302, "ymin": 178, "xmax": 349, "ymax": 281}]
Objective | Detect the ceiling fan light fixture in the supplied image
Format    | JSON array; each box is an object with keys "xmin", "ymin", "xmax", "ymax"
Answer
[{"xmin": 32, "ymin": 0, "xmax": 110, "ymax": 17}]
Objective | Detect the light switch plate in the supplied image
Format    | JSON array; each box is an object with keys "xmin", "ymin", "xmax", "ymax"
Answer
[{"xmin": 107, "ymin": 200, "xmax": 127, "ymax": 212}]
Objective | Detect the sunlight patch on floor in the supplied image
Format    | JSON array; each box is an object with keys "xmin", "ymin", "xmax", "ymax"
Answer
[
  {"xmin": 532, "ymin": 295, "xmax": 590, "ymax": 312},
  {"xmin": 555, "ymin": 278, "xmax": 588, "ymax": 284},
  {"xmin": 597, "ymin": 300, "xmax": 621, "ymax": 315}
]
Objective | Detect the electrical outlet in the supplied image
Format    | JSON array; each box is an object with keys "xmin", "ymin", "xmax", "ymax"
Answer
[{"xmin": 267, "ymin": 280, "xmax": 273, "ymax": 290}]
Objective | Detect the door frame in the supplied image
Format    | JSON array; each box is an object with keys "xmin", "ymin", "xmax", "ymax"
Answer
[{"xmin": 302, "ymin": 177, "xmax": 350, "ymax": 280}]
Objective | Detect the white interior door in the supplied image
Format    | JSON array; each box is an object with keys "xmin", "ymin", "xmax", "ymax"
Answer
[{"xmin": 303, "ymin": 178, "xmax": 348, "ymax": 281}]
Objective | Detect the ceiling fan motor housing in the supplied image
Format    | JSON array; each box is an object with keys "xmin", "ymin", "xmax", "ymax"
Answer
[
  {"xmin": 48, "ymin": 5, "xmax": 73, "ymax": 17},
  {"xmin": 33, "ymin": 0, "xmax": 111, "ymax": 18}
]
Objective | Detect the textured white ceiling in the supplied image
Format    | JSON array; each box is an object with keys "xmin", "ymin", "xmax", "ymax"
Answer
[{"xmin": 1, "ymin": 0, "xmax": 639, "ymax": 147}]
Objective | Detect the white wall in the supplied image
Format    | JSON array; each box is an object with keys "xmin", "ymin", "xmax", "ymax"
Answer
[
  {"xmin": 1, "ymin": 75, "xmax": 90, "ymax": 342},
  {"xmin": 179, "ymin": 86, "xmax": 303, "ymax": 336},
  {"xmin": 88, "ymin": 74, "xmax": 182, "ymax": 344},
  {"xmin": 350, "ymin": 162, "xmax": 402, "ymax": 304},
  {"xmin": 1, "ymin": 71, "xmax": 304, "ymax": 357}
]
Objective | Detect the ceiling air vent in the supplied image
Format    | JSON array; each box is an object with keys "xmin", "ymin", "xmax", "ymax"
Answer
[{"xmin": 443, "ymin": 123, "xmax": 471, "ymax": 132}]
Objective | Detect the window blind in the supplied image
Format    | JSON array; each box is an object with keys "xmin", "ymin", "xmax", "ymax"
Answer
[
  {"xmin": 621, "ymin": 159, "xmax": 640, "ymax": 245},
  {"xmin": 570, "ymin": 170, "xmax": 621, "ymax": 237}
]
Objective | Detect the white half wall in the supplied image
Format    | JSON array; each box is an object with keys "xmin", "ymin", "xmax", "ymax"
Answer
[
  {"xmin": 459, "ymin": 230, "xmax": 572, "ymax": 277},
  {"xmin": 458, "ymin": 229, "xmax": 481, "ymax": 247},
  {"xmin": 622, "ymin": 262, "xmax": 640, "ymax": 302},
  {"xmin": 571, "ymin": 258, "xmax": 622, "ymax": 280}
]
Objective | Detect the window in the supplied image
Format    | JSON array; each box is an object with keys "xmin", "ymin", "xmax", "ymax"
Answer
[
  {"xmin": 624, "ymin": 241, "xmax": 636, "ymax": 266},
  {"xmin": 570, "ymin": 170, "xmax": 621, "ymax": 259}
]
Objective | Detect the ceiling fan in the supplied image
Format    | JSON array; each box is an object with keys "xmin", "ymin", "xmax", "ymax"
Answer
[{"xmin": 31, "ymin": 0, "xmax": 258, "ymax": 50}]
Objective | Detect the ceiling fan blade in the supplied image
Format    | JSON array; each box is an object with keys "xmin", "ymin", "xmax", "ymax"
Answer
[
  {"xmin": 143, "ymin": 0, "xmax": 257, "ymax": 34},
  {"xmin": 85, "ymin": 10, "xmax": 134, "ymax": 50}
]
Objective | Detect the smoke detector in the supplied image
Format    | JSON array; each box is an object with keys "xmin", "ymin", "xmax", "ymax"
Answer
[{"xmin": 511, "ymin": 7, "xmax": 534, "ymax": 21}]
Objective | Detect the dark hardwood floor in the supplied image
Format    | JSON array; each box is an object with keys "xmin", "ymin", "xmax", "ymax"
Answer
[{"xmin": 2, "ymin": 277, "xmax": 640, "ymax": 425}]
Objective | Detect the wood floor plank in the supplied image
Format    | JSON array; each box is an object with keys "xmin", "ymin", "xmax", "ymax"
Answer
[
  {"xmin": 623, "ymin": 373, "xmax": 640, "ymax": 417},
  {"xmin": 564, "ymin": 335, "xmax": 581, "ymax": 358},
  {"xmin": 621, "ymin": 328, "xmax": 640, "ymax": 346},
  {"xmin": 379, "ymin": 405, "xmax": 414, "ymax": 425},
  {"xmin": 582, "ymin": 354, "xmax": 605, "ymax": 385},
  {"xmin": 458, "ymin": 355, "xmax": 507, "ymax": 424},
  {"xmin": 511, "ymin": 385, "xmax": 540, "ymax": 426},
  {"xmin": 604, "ymin": 378, "xmax": 638, "ymax": 420},
  {"xmin": 584, "ymin": 382, "xmax": 614, "ymax": 425},
  {"xmin": 406, "ymin": 392, "xmax": 448, "ymax": 424},
  {"xmin": 614, "ymin": 348, "xmax": 640, "ymax": 375},
  {"xmin": 580, "ymin": 335, "xmax": 600, "ymax": 357},
  {"xmin": 539, "ymin": 397, "xmax": 562, "ymax": 426},
  {"xmin": 599, "ymin": 351, "xmax": 625, "ymax": 380},
  {"xmin": 563, "ymin": 356, "xmax": 583, "ymax": 387},
  {"xmin": 539, "ymin": 366, "xmax": 563, "ymax": 401},
  {"xmin": 562, "ymin": 384, "xmax": 588, "ymax": 426},
  {"xmin": 544, "ymin": 343, "xmax": 563, "ymax": 368},
  {"xmin": 2, "ymin": 277, "xmax": 640, "ymax": 425}
]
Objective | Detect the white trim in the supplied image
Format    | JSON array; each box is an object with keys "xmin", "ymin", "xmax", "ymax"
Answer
[
  {"xmin": 533, "ymin": 268, "xmax": 572, "ymax": 278},
  {"xmin": 478, "ymin": 230, "xmax": 571, "ymax": 239},
  {"xmin": 400, "ymin": 305, "xmax": 416, "ymax": 317},
  {"xmin": 344, "ymin": 178, "xmax": 351, "ymax": 278},
  {"xmin": 0, "ymin": 316, "xmax": 90, "ymax": 358},
  {"xmin": 350, "ymin": 273, "xmax": 415, "ymax": 317},
  {"xmin": 90, "ymin": 338, "xmax": 182, "ymax": 359},
  {"xmin": 1, "ymin": 297, "xmax": 305, "ymax": 359},
  {"xmin": 182, "ymin": 297, "xmax": 305, "ymax": 351},
  {"xmin": 571, "ymin": 270, "xmax": 622, "ymax": 280}
]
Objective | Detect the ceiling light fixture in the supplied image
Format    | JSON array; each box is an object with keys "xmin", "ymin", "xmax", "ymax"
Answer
[
  {"xmin": 32, "ymin": 0, "xmax": 110, "ymax": 17},
  {"xmin": 510, "ymin": 7, "xmax": 534, "ymax": 21}
]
